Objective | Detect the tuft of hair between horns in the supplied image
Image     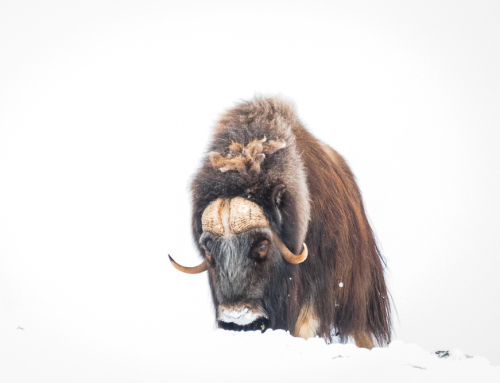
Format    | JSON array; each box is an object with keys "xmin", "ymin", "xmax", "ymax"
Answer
[{"xmin": 208, "ymin": 137, "xmax": 286, "ymax": 175}]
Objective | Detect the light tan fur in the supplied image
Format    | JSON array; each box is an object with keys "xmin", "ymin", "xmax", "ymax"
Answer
[
  {"xmin": 208, "ymin": 138, "xmax": 286, "ymax": 175},
  {"xmin": 293, "ymin": 306, "xmax": 320, "ymax": 340}
]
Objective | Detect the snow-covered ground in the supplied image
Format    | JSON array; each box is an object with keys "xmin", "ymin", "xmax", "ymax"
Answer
[{"xmin": 1, "ymin": 324, "xmax": 498, "ymax": 382}]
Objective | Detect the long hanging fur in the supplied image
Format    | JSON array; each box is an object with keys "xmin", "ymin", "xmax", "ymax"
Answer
[{"xmin": 190, "ymin": 96, "xmax": 392, "ymax": 345}]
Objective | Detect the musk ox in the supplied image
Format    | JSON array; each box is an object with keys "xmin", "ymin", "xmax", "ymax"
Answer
[{"xmin": 169, "ymin": 96, "xmax": 392, "ymax": 348}]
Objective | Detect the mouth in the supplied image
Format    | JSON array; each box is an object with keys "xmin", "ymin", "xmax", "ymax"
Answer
[
  {"xmin": 218, "ymin": 317, "xmax": 270, "ymax": 332},
  {"xmin": 217, "ymin": 304, "xmax": 269, "ymax": 332}
]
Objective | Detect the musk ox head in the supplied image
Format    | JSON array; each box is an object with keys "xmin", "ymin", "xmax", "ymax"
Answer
[{"xmin": 169, "ymin": 196, "xmax": 307, "ymax": 330}]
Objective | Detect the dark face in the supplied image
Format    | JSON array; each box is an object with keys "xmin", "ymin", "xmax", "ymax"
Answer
[
  {"xmin": 199, "ymin": 228, "xmax": 278, "ymax": 331},
  {"xmin": 166, "ymin": 194, "xmax": 305, "ymax": 332}
]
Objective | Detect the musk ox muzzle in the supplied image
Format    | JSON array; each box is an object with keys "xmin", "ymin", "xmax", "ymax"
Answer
[
  {"xmin": 218, "ymin": 303, "xmax": 268, "ymax": 326},
  {"xmin": 169, "ymin": 197, "xmax": 308, "ymax": 274}
]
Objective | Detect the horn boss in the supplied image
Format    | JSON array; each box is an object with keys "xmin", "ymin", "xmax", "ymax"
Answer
[{"xmin": 169, "ymin": 197, "xmax": 307, "ymax": 272}]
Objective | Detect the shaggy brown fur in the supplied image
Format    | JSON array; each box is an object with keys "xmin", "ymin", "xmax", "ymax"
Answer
[{"xmin": 190, "ymin": 96, "xmax": 392, "ymax": 347}]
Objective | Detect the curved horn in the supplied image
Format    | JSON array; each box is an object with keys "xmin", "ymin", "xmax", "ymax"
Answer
[
  {"xmin": 168, "ymin": 254, "xmax": 208, "ymax": 274},
  {"xmin": 273, "ymin": 235, "xmax": 308, "ymax": 264}
]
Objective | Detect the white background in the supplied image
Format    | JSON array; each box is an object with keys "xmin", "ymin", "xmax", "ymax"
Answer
[{"xmin": 1, "ymin": 0, "xmax": 499, "ymax": 370}]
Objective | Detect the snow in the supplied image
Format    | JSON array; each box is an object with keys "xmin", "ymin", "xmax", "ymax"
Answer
[
  {"xmin": 1, "ymin": 0, "xmax": 500, "ymax": 378},
  {"xmin": 1, "ymin": 325, "xmax": 498, "ymax": 383},
  {"xmin": 219, "ymin": 306, "xmax": 264, "ymax": 326}
]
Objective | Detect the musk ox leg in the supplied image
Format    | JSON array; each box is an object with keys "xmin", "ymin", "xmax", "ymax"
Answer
[
  {"xmin": 293, "ymin": 306, "xmax": 319, "ymax": 340},
  {"xmin": 353, "ymin": 332, "xmax": 374, "ymax": 349}
]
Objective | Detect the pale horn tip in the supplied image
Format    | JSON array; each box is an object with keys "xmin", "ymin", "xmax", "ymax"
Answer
[
  {"xmin": 273, "ymin": 233, "xmax": 308, "ymax": 264},
  {"xmin": 168, "ymin": 254, "xmax": 208, "ymax": 274}
]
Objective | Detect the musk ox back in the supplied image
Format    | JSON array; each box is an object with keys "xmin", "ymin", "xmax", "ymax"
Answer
[{"xmin": 169, "ymin": 96, "xmax": 392, "ymax": 348}]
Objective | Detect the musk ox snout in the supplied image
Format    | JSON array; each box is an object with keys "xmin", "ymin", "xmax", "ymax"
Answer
[{"xmin": 218, "ymin": 303, "xmax": 268, "ymax": 326}]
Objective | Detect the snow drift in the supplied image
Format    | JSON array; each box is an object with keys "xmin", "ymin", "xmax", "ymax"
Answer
[{"xmin": 1, "ymin": 325, "xmax": 498, "ymax": 383}]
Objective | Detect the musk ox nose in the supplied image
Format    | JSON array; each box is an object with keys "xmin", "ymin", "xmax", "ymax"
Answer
[{"xmin": 218, "ymin": 304, "xmax": 268, "ymax": 326}]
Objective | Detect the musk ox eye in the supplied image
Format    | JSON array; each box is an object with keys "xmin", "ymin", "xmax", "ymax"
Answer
[
  {"xmin": 204, "ymin": 240, "xmax": 213, "ymax": 251},
  {"xmin": 254, "ymin": 240, "xmax": 269, "ymax": 259}
]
